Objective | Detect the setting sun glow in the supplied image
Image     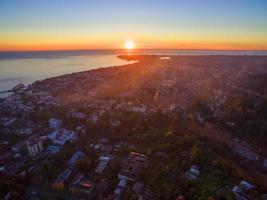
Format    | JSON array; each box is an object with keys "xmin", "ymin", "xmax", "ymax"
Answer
[{"xmin": 125, "ymin": 40, "xmax": 135, "ymax": 50}]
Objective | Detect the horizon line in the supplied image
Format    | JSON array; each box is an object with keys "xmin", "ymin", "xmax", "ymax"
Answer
[{"xmin": 1, "ymin": 48, "xmax": 267, "ymax": 53}]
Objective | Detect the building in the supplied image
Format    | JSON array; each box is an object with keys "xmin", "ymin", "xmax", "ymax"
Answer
[
  {"xmin": 48, "ymin": 128, "xmax": 76, "ymax": 145},
  {"xmin": 53, "ymin": 168, "xmax": 72, "ymax": 190},
  {"xmin": 68, "ymin": 151, "xmax": 85, "ymax": 167},
  {"xmin": 47, "ymin": 145, "xmax": 61, "ymax": 154},
  {"xmin": 114, "ymin": 179, "xmax": 127, "ymax": 200},
  {"xmin": 185, "ymin": 165, "xmax": 200, "ymax": 180},
  {"xmin": 239, "ymin": 180, "xmax": 255, "ymax": 191},
  {"xmin": 48, "ymin": 118, "xmax": 62, "ymax": 130},
  {"xmin": 232, "ymin": 180, "xmax": 255, "ymax": 200},
  {"xmin": 26, "ymin": 139, "xmax": 43, "ymax": 157},
  {"xmin": 118, "ymin": 152, "xmax": 148, "ymax": 182},
  {"xmin": 95, "ymin": 156, "xmax": 111, "ymax": 174},
  {"xmin": 235, "ymin": 145, "xmax": 259, "ymax": 161},
  {"xmin": 110, "ymin": 120, "xmax": 121, "ymax": 127},
  {"xmin": 69, "ymin": 174, "xmax": 94, "ymax": 194},
  {"xmin": 74, "ymin": 181, "xmax": 95, "ymax": 194},
  {"xmin": 232, "ymin": 186, "xmax": 247, "ymax": 200},
  {"xmin": 71, "ymin": 112, "xmax": 87, "ymax": 119}
]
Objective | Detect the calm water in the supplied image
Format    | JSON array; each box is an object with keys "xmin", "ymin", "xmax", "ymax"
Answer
[
  {"xmin": 0, "ymin": 50, "xmax": 134, "ymax": 94},
  {"xmin": 0, "ymin": 49, "xmax": 267, "ymax": 97}
]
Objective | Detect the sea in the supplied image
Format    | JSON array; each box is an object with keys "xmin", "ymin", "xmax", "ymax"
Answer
[{"xmin": 0, "ymin": 49, "xmax": 267, "ymax": 97}]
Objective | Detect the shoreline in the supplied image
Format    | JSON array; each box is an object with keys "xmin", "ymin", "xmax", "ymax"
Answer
[
  {"xmin": 2, "ymin": 54, "xmax": 267, "ymax": 98},
  {"xmin": 0, "ymin": 54, "xmax": 137, "ymax": 96}
]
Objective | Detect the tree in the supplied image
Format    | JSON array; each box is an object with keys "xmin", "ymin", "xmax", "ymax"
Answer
[
  {"xmin": 76, "ymin": 157, "xmax": 95, "ymax": 174},
  {"xmin": 190, "ymin": 145, "xmax": 203, "ymax": 163}
]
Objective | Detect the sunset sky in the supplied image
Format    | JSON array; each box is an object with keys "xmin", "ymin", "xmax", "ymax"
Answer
[{"xmin": 0, "ymin": 0, "xmax": 267, "ymax": 51}]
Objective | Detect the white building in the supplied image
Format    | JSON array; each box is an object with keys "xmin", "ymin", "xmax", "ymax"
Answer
[
  {"xmin": 26, "ymin": 139, "xmax": 44, "ymax": 157},
  {"xmin": 71, "ymin": 112, "xmax": 86, "ymax": 119},
  {"xmin": 95, "ymin": 156, "xmax": 111, "ymax": 174},
  {"xmin": 114, "ymin": 179, "xmax": 127, "ymax": 200},
  {"xmin": 48, "ymin": 128, "xmax": 76, "ymax": 145},
  {"xmin": 48, "ymin": 118, "xmax": 62, "ymax": 130}
]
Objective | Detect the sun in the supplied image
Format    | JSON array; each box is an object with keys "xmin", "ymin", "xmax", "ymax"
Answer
[{"xmin": 125, "ymin": 40, "xmax": 135, "ymax": 49}]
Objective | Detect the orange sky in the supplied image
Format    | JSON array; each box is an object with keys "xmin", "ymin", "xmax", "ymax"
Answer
[
  {"xmin": 1, "ymin": 32, "xmax": 267, "ymax": 51},
  {"xmin": 1, "ymin": 0, "xmax": 267, "ymax": 51}
]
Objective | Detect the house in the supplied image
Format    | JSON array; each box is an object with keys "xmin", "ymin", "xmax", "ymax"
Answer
[
  {"xmin": 110, "ymin": 120, "xmax": 121, "ymax": 127},
  {"xmin": 68, "ymin": 151, "xmax": 85, "ymax": 167},
  {"xmin": 114, "ymin": 179, "xmax": 127, "ymax": 200},
  {"xmin": 48, "ymin": 128, "xmax": 76, "ymax": 145},
  {"xmin": 95, "ymin": 156, "xmax": 111, "ymax": 174},
  {"xmin": 185, "ymin": 165, "xmax": 200, "ymax": 180},
  {"xmin": 232, "ymin": 180, "xmax": 255, "ymax": 200},
  {"xmin": 48, "ymin": 118, "xmax": 62, "ymax": 130},
  {"xmin": 118, "ymin": 179, "xmax": 127, "ymax": 189},
  {"xmin": 114, "ymin": 187, "xmax": 122, "ymax": 200},
  {"xmin": 232, "ymin": 186, "xmax": 248, "ymax": 200},
  {"xmin": 77, "ymin": 181, "xmax": 95, "ymax": 194},
  {"xmin": 47, "ymin": 145, "xmax": 61, "ymax": 154},
  {"xmin": 118, "ymin": 152, "xmax": 148, "ymax": 182},
  {"xmin": 235, "ymin": 145, "xmax": 259, "ymax": 161},
  {"xmin": 232, "ymin": 185, "xmax": 243, "ymax": 195},
  {"xmin": 71, "ymin": 112, "xmax": 87, "ymax": 119},
  {"xmin": 69, "ymin": 173, "xmax": 84, "ymax": 190},
  {"xmin": 239, "ymin": 180, "xmax": 255, "ymax": 191}
]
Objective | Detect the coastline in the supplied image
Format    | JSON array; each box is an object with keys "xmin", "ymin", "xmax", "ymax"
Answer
[
  {"xmin": 0, "ymin": 53, "xmax": 137, "ymax": 96},
  {"xmin": 2, "ymin": 53, "xmax": 267, "ymax": 99}
]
